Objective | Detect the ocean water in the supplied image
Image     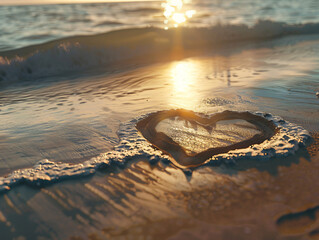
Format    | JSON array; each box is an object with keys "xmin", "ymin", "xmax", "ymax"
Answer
[
  {"xmin": 0, "ymin": 0, "xmax": 319, "ymax": 239},
  {"xmin": 1, "ymin": 0, "xmax": 319, "ymax": 51}
]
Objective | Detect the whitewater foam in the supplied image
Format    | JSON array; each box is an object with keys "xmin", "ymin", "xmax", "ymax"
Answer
[
  {"xmin": 0, "ymin": 110, "xmax": 311, "ymax": 194},
  {"xmin": 1, "ymin": 21, "xmax": 319, "ymax": 84}
]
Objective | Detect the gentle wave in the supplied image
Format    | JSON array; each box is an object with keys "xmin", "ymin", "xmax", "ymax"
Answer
[
  {"xmin": 122, "ymin": 7, "xmax": 162, "ymax": 14},
  {"xmin": 0, "ymin": 111, "xmax": 312, "ymax": 194},
  {"xmin": 95, "ymin": 20, "xmax": 124, "ymax": 27},
  {"xmin": 1, "ymin": 20, "xmax": 319, "ymax": 83}
]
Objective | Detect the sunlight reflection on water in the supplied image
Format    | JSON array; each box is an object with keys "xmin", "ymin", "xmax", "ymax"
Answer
[
  {"xmin": 169, "ymin": 61, "xmax": 200, "ymax": 109},
  {"xmin": 162, "ymin": 0, "xmax": 196, "ymax": 28}
]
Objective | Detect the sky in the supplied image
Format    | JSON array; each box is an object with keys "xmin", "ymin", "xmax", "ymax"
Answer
[{"xmin": 0, "ymin": 0, "xmax": 156, "ymax": 5}]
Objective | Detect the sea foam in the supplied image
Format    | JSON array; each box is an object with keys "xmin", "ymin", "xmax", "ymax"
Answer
[{"xmin": 0, "ymin": 110, "xmax": 311, "ymax": 194}]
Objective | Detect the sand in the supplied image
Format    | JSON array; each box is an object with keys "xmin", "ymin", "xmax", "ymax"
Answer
[{"xmin": 0, "ymin": 34, "xmax": 318, "ymax": 239}]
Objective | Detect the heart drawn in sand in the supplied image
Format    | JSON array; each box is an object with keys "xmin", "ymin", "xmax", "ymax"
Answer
[{"xmin": 136, "ymin": 109, "xmax": 277, "ymax": 168}]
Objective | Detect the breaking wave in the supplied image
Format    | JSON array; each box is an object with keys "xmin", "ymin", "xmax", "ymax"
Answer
[{"xmin": 1, "ymin": 20, "xmax": 319, "ymax": 83}]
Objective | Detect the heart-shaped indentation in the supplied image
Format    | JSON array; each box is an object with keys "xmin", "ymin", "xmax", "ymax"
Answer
[{"xmin": 136, "ymin": 109, "xmax": 278, "ymax": 168}]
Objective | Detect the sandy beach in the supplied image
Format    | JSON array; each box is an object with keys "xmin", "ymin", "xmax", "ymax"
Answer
[
  {"xmin": 0, "ymin": 0, "xmax": 319, "ymax": 239},
  {"xmin": 0, "ymin": 33, "xmax": 318, "ymax": 239}
]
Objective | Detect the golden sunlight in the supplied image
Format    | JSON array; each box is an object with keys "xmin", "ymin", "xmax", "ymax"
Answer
[
  {"xmin": 169, "ymin": 61, "xmax": 200, "ymax": 109},
  {"xmin": 162, "ymin": 0, "xmax": 196, "ymax": 28},
  {"xmin": 172, "ymin": 13, "xmax": 187, "ymax": 24}
]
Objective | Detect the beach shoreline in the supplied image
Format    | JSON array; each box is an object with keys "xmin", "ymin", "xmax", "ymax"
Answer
[{"xmin": 0, "ymin": 10, "xmax": 318, "ymax": 238}]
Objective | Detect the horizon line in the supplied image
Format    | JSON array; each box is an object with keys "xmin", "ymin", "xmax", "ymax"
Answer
[{"xmin": 0, "ymin": 0, "xmax": 160, "ymax": 7}]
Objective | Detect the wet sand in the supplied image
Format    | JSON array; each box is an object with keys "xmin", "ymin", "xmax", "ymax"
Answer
[
  {"xmin": 0, "ymin": 139, "xmax": 318, "ymax": 239},
  {"xmin": 0, "ymin": 34, "xmax": 318, "ymax": 239}
]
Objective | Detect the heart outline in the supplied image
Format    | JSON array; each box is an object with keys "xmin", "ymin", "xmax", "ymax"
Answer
[{"xmin": 136, "ymin": 109, "xmax": 278, "ymax": 168}]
